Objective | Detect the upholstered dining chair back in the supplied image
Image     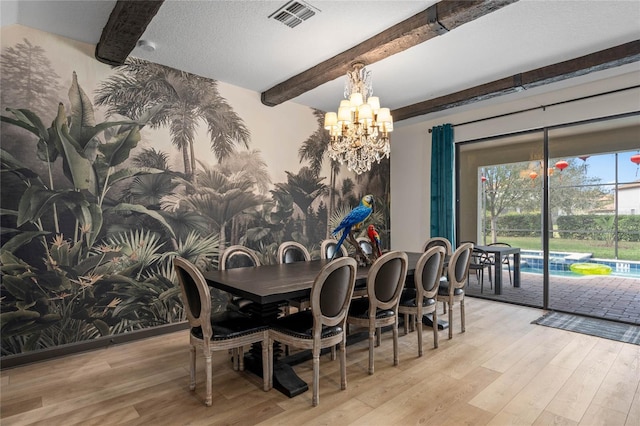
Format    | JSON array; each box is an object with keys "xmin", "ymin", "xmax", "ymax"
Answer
[
  {"xmin": 422, "ymin": 237, "xmax": 452, "ymax": 256},
  {"xmin": 268, "ymin": 256, "xmax": 357, "ymax": 406},
  {"xmin": 398, "ymin": 246, "xmax": 446, "ymax": 355},
  {"xmin": 175, "ymin": 256, "xmax": 212, "ymax": 338},
  {"xmin": 173, "ymin": 256, "xmax": 270, "ymax": 406},
  {"xmin": 347, "ymin": 250, "xmax": 408, "ymax": 375},
  {"xmin": 312, "ymin": 257, "xmax": 358, "ymax": 330},
  {"xmin": 277, "ymin": 241, "xmax": 311, "ymax": 264},
  {"xmin": 370, "ymin": 251, "xmax": 408, "ymax": 306},
  {"xmin": 450, "ymin": 243, "xmax": 473, "ymax": 290},
  {"xmin": 278, "ymin": 241, "xmax": 312, "ymax": 314},
  {"xmin": 419, "ymin": 247, "xmax": 447, "ymax": 297},
  {"xmin": 220, "ymin": 245, "xmax": 260, "ymax": 270},
  {"xmin": 356, "ymin": 237, "xmax": 374, "ymax": 256},
  {"xmin": 320, "ymin": 238, "xmax": 348, "ymax": 260}
]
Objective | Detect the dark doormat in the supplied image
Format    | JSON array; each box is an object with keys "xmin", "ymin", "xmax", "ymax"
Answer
[{"xmin": 532, "ymin": 312, "xmax": 640, "ymax": 345}]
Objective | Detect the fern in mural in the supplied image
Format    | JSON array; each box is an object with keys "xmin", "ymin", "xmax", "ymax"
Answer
[{"xmin": 0, "ymin": 71, "xmax": 220, "ymax": 355}]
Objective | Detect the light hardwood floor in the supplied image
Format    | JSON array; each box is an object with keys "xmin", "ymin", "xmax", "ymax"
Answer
[{"xmin": 1, "ymin": 298, "xmax": 639, "ymax": 425}]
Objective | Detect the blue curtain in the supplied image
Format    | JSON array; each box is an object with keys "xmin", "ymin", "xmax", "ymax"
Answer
[{"xmin": 430, "ymin": 124, "xmax": 454, "ymax": 242}]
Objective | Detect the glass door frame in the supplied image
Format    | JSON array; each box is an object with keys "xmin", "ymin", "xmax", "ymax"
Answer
[{"xmin": 455, "ymin": 110, "xmax": 639, "ymax": 311}]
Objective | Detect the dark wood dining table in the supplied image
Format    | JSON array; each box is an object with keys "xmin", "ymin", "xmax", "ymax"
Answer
[
  {"xmin": 473, "ymin": 245, "xmax": 521, "ymax": 294},
  {"xmin": 202, "ymin": 251, "xmax": 425, "ymax": 397}
]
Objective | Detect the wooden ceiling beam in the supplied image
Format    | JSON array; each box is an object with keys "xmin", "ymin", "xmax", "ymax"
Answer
[
  {"xmin": 261, "ymin": 0, "xmax": 518, "ymax": 107},
  {"xmin": 95, "ymin": 0, "xmax": 164, "ymax": 66},
  {"xmin": 391, "ymin": 40, "xmax": 640, "ymax": 122}
]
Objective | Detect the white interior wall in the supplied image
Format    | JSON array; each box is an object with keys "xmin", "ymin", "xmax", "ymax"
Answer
[{"xmin": 390, "ymin": 68, "xmax": 640, "ymax": 252}]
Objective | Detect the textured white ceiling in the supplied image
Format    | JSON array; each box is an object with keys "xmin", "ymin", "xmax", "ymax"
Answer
[{"xmin": 2, "ymin": 0, "xmax": 639, "ymax": 122}]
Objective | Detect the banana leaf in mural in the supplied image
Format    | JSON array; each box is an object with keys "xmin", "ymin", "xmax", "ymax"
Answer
[{"xmin": 0, "ymin": 72, "xmax": 204, "ymax": 356}]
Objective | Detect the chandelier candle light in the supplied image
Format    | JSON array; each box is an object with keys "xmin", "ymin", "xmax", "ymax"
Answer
[{"xmin": 324, "ymin": 63, "xmax": 393, "ymax": 174}]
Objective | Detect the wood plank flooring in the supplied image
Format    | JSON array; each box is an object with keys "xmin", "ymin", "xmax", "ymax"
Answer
[{"xmin": 2, "ymin": 298, "xmax": 639, "ymax": 425}]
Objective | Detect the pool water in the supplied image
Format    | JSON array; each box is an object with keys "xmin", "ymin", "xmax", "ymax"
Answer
[{"xmin": 519, "ymin": 250, "xmax": 640, "ymax": 279}]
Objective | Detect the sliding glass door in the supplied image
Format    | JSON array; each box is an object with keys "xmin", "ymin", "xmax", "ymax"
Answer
[
  {"xmin": 458, "ymin": 113, "xmax": 640, "ymax": 324},
  {"xmin": 458, "ymin": 130, "xmax": 545, "ymax": 307},
  {"xmin": 547, "ymin": 115, "xmax": 640, "ymax": 322}
]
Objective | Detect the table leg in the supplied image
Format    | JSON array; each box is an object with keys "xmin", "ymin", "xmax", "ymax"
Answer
[
  {"xmin": 243, "ymin": 302, "xmax": 309, "ymax": 398},
  {"xmin": 494, "ymin": 255, "xmax": 503, "ymax": 295},
  {"xmin": 513, "ymin": 252, "xmax": 521, "ymax": 287}
]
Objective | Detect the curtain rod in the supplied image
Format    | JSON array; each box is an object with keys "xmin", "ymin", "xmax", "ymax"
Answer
[{"xmin": 427, "ymin": 85, "xmax": 640, "ymax": 133}]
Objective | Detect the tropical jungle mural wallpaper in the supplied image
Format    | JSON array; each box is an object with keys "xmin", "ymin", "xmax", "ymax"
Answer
[{"xmin": 0, "ymin": 26, "xmax": 390, "ymax": 358}]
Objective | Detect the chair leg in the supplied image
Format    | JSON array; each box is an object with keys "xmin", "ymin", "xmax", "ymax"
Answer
[
  {"xmin": 238, "ymin": 346, "xmax": 245, "ymax": 371},
  {"xmin": 376, "ymin": 327, "xmax": 381, "ymax": 347},
  {"xmin": 312, "ymin": 347, "xmax": 320, "ymax": 406},
  {"xmin": 393, "ymin": 322, "xmax": 399, "ymax": 366},
  {"xmin": 189, "ymin": 345, "xmax": 196, "ymax": 391},
  {"xmin": 432, "ymin": 309, "xmax": 439, "ymax": 349},
  {"xmin": 340, "ymin": 337, "xmax": 347, "ymax": 390},
  {"xmin": 403, "ymin": 313, "xmax": 409, "ymax": 335},
  {"xmin": 460, "ymin": 299, "xmax": 466, "ymax": 333},
  {"xmin": 448, "ymin": 301, "xmax": 453, "ymax": 339},
  {"xmin": 368, "ymin": 328, "xmax": 375, "ymax": 375},
  {"xmin": 417, "ymin": 312, "xmax": 423, "ymax": 357},
  {"xmin": 330, "ymin": 345, "xmax": 336, "ymax": 361},
  {"xmin": 267, "ymin": 338, "xmax": 274, "ymax": 390},
  {"xmin": 205, "ymin": 353, "xmax": 212, "ymax": 406},
  {"xmin": 232, "ymin": 348, "xmax": 239, "ymax": 371},
  {"xmin": 261, "ymin": 338, "xmax": 269, "ymax": 391}
]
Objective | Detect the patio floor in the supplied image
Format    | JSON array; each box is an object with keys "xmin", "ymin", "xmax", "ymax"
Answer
[{"xmin": 464, "ymin": 270, "xmax": 640, "ymax": 325}]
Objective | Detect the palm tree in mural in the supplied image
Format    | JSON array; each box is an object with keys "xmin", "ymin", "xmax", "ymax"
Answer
[
  {"xmin": 298, "ymin": 109, "xmax": 341, "ymax": 236},
  {"xmin": 215, "ymin": 150, "xmax": 271, "ymax": 242},
  {"xmin": 94, "ymin": 58, "xmax": 250, "ymax": 180},
  {"xmin": 161, "ymin": 161, "xmax": 265, "ymax": 250},
  {"xmin": 273, "ymin": 167, "xmax": 327, "ymax": 238}
]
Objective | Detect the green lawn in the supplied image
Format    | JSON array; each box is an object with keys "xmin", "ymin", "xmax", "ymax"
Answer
[{"xmin": 491, "ymin": 237, "xmax": 640, "ymax": 261}]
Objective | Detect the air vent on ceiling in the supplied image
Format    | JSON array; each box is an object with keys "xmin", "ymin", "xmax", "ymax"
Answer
[{"xmin": 269, "ymin": 1, "xmax": 319, "ymax": 28}]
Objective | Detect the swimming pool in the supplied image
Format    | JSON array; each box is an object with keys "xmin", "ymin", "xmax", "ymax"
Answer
[{"xmin": 519, "ymin": 250, "xmax": 640, "ymax": 279}]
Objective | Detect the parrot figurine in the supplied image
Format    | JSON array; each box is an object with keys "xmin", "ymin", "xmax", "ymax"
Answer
[
  {"xmin": 331, "ymin": 194, "xmax": 374, "ymax": 260},
  {"xmin": 367, "ymin": 224, "xmax": 382, "ymax": 258}
]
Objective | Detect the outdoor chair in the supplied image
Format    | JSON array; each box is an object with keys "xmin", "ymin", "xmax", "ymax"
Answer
[{"xmin": 468, "ymin": 247, "xmax": 493, "ymax": 293}]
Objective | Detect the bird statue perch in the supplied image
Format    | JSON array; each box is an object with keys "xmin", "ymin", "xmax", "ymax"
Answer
[{"xmin": 331, "ymin": 194, "xmax": 374, "ymax": 263}]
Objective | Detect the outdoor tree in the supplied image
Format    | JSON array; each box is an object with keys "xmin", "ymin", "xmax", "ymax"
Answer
[{"xmin": 482, "ymin": 159, "xmax": 605, "ymax": 242}]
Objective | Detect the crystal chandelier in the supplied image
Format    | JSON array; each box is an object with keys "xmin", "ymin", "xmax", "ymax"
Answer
[{"xmin": 324, "ymin": 63, "xmax": 393, "ymax": 175}]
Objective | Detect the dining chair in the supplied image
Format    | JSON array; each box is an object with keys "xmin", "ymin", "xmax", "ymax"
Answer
[
  {"xmin": 320, "ymin": 238, "xmax": 348, "ymax": 260},
  {"xmin": 347, "ymin": 250, "xmax": 408, "ymax": 375},
  {"xmin": 488, "ymin": 242, "xmax": 513, "ymax": 285},
  {"xmin": 219, "ymin": 245, "xmax": 261, "ymax": 367},
  {"xmin": 468, "ymin": 247, "xmax": 493, "ymax": 293},
  {"xmin": 267, "ymin": 256, "xmax": 357, "ymax": 406},
  {"xmin": 173, "ymin": 256, "xmax": 270, "ymax": 406},
  {"xmin": 219, "ymin": 245, "xmax": 260, "ymax": 313},
  {"xmin": 422, "ymin": 237, "xmax": 452, "ymax": 256},
  {"xmin": 277, "ymin": 241, "xmax": 312, "ymax": 315},
  {"xmin": 356, "ymin": 236, "xmax": 374, "ymax": 256},
  {"xmin": 437, "ymin": 242, "xmax": 473, "ymax": 339},
  {"xmin": 398, "ymin": 246, "xmax": 446, "ymax": 355}
]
